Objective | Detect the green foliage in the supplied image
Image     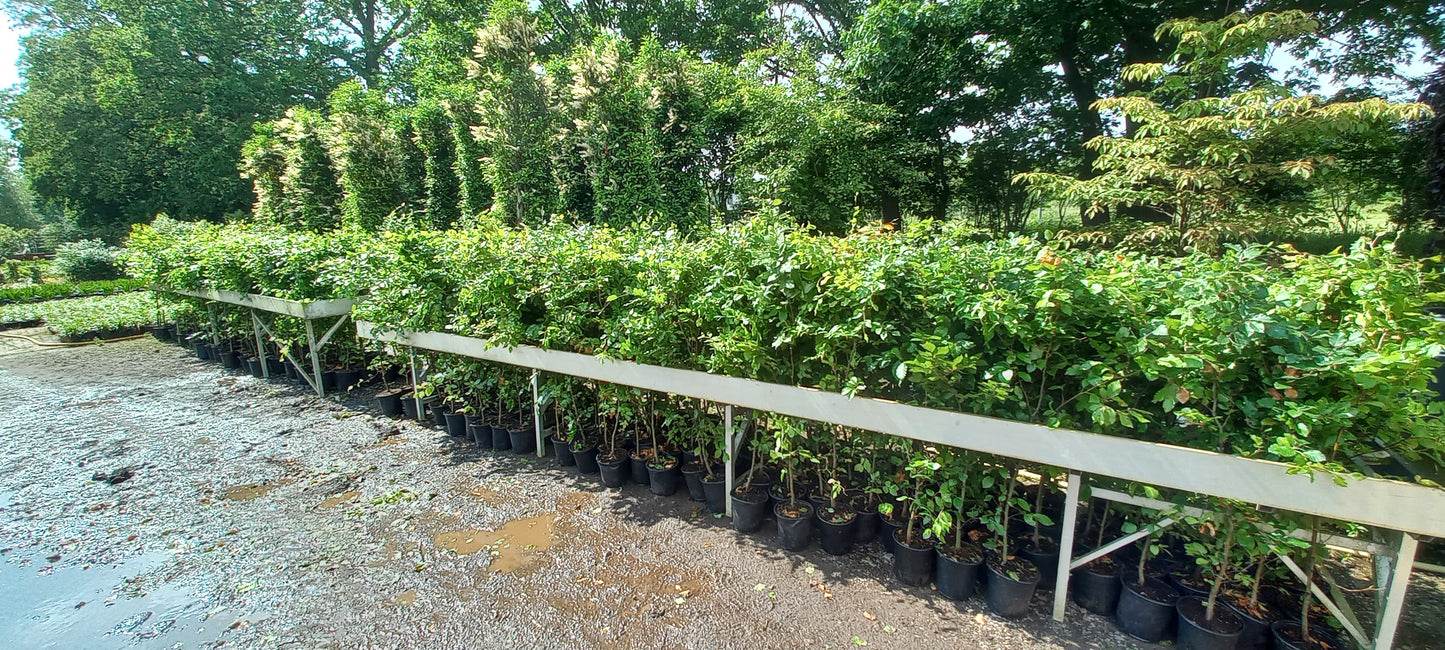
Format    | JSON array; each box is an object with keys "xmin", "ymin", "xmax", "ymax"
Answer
[
  {"xmin": 0, "ymin": 291, "xmax": 157, "ymax": 337},
  {"xmin": 327, "ymin": 82, "xmax": 413, "ymax": 231},
  {"xmin": 1017, "ymin": 12, "xmax": 1435, "ymax": 252},
  {"xmin": 277, "ymin": 108, "xmax": 343, "ymax": 231},
  {"xmin": 0, "ymin": 279, "xmax": 145, "ymax": 305},
  {"xmin": 53, "ymin": 239, "xmax": 124, "ymax": 281},
  {"xmin": 412, "ymin": 101, "xmax": 463, "ymax": 228}
]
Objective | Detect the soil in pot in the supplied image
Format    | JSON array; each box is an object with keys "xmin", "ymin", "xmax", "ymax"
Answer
[
  {"xmin": 509, "ymin": 426, "xmax": 536, "ymax": 454},
  {"xmin": 1117, "ymin": 577, "xmax": 1180, "ymax": 643},
  {"xmin": 444, "ymin": 412, "xmax": 468, "ymax": 438},
  {"xmin": 731, "ymin": 485, "xmax": 769, "ymax": 533},
  {"xmin": 815, "ymin": 502, "xmax": 857, "ymax": 556},
  {"xmin": 768, "ymin": 481, "xmax": 808, "ymax": 512},
  {"xmin": 775, "ymin": 500, "xmax": 813, "ymax": 551},
  {"xmin": 851, "ymin": 495, "xmax": 879, "ymax": 543},
  {"xmin": 376, "ymin": 389, "xmax": 406, "ymax": 417},
  {"xmin": 1171, "ymin": 572, "xmax": 1212, "ymax": 600},
  {"xmin": 572, "ymin": 444, "xmax": 600, "ymax": 474},
  {"xmin": 892, "ymin": 529, "xmax": 935, "ymax": 587},
  {"xmin": 680, "ymin": 460, "xmax": 708, "ymax": 502},
  {"xmin": 1017, "ymin": 536, "xmax": 1060, "ymax": 591},
  {"xmin": 1224, "ymin": 593, "xmax": 1282, "ymax": 650},
  {"xmin": 630, "ymin": 446, "xmax": 654, "ymax": 487},
  {"xmin": 598, "ymin": 451, "xmax": 629, "ymax": 488},
  {"xmin": 1176, "ymin": 596, "xmax": 1244, "ymax": 650},
  {"xmin": 1071, "ymin": 556, "xmax": 1123, "ymax": 616},
  {"xmin": 647, "ymin": 455, "xmax": 681, "ymax": 497},
  {"xmin": 1270, "ymin": 620, "xmax": 1347, "ymax": 650},
  {"xmin": 985, "ymin": 554, "xmax": 1041, "ymax": 617},
  {"xmin": 701, "ymin": 471, "xmax": 727, "ymax": 514},
  {"xmin": 553, "ymin": 436, "xmax": 576, "ymax": 466},
  {"xmin": 936, "ymin": 543, "xmax": 984, "ymax": 601}
]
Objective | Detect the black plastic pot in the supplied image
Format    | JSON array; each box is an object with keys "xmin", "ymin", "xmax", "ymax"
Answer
[
  {"xmin": 1270, "ymin": 620, "xmax": 1346, "ymax": 650},
  {"xmin": 936, "ymin": 546, "xmax": 984, "ymax": 601},
  {"xmin": 194, "ymin": 342, "xmax": 210, "ymax": 360},
  {"xmin": 1071, "ymin": 563, "xmax": 1123, "ymax": 616},
  {"xmin": 220, "ymin": 350, "xmax": 241, "ymax": 369},
  {"xmin": 284, "ymin": 361, "xmax": 300, "ymax": 381},
  {"xmin": 321, "ymin": 370, "xmax": 337, "ymax": 391},
  {"xmin": 648, "ymin": 458, "xmax": 681, "ymax": 496},
  {"xmin": 246, "ymin": 357, "xmax": 265, "ymax": 378},
  {"xmin": 401, "ymin": 394, "xmax": 418, "ymax": 421},
  {"xmin": 572, "ymin": 446, "xmax": 600, "ymax": 474},
  {"xmin": 815, "ymin": 508, "xmax": 856, "ymax": 556},
  {"xmin": 491, "ymin": 425, "xmax": 512, "ymax": 451},
  {"xmin": 701, "ymin": 475, "xmax": 727, "ymax": 514},
  {"xmin": 266, "ymin": 357, "xmax": 285, "ymax": 376},
  {"xmin": 892, "ymin": 530, "xmax": 935, "ymax": 587},
  {"xmin": 598, "ymin": 455, "xmax": 629, "ymax": 488},
  {"xmin": 1225, "ymin": 599, "xmax": 1275, "ymax": 650},
  {"xmin": 774, "ymin": 501, "xmax": 813, "ymax": 551},
  {"xmin": 880, "ymin": 512, "xmax": 904, "ymax": 555},
  {"xmin": 732, "ymin": 487, "xmax": 769, "ymax": 533},
  {"xmin": 553, "ymin": 436, "xmax": 576, "ymax": 466},
  {"xmin": 681, "ymin": 464, "xmax": 708, "ymax": 502},
  {"xmin": 334, "ymin": 369, "xmax": 360, "ymax": 391},
  {"xmin": 1018, "ymin": 539, "xmax": 1060, "ymax": 591},
  {"xmin": 1116, "ymin": 577, "xmax": 1180, "ymax": 643},
  {"xmin": 509, "ymin": 426, "xmax": 536, "ymax": 454},
  {"xmin": 444, "ymin": 412, "xmax": 468, "ymax": 438},
  {"xmin": 853, "ymin": 506, "xmax": 880, "ymax": 544},
  {"xmin": 467, "ymin": 419, "xmax": 488, "ymax": 447},
  {"xmin": 629, "ymin": 450, "xmax": 652, "ymax": 487},
  {"xmin": 985, "ymin": 558, "xmax": 1041, "ymax": 617},
  {"xmin": 1176, "ymin": 596, "xmax": 1244, "ymax": 650},
  {"xmin": 376, "ymin": 390, "xmax": 405, "ymax": 417}
]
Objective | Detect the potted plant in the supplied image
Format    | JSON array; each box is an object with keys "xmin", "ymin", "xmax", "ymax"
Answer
[
  {"xmin": 771, "ymin": 418, "xmax": 814, "ymax": 551},
  {"xmin": 1116, "ymin": 507, "xmax": 1179, "ymax": 642},
  {"xmin": 811, "ymin": 425, "xmax": 857, "ymax": 555},
  {"xmin": 1071, "ymin": 500, "xmax": 1124, "ymax": 616},
  {"xmin": 1175, "ymin": 501, "xmax": 1247, "ymax": 649},
  {"xmin": 980, "ymin": 461, "xmax": 1042, "ymax": 617},
  {"xmin": 933, "ymin": 448, "xmax": 984, "ymax": 601},
  {"xmin": 888, "ymin": 448, "xmax": 940, "ymax": 588}
]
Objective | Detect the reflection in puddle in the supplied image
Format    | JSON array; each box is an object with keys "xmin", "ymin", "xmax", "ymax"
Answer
[
  {"xmin": 0, "ymin": 553, "xmax": 245, "ymax": 648},
  {"xmin": 434, "ymin": 514, "xmax": 558, "ymax": 574}
]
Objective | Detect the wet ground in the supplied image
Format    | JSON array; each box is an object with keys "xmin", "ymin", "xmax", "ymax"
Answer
[{"xmin": 0, "ymin": 337, "xmax": 1440, "ymax": 649}]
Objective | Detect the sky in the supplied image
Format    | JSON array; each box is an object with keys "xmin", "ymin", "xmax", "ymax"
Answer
[{"xmin": 0, "ymin": 18, "xmax": 20, "ymax": 91}]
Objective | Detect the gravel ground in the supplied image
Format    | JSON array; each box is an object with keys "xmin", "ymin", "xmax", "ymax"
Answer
[{"xmin": 0, "ymin": 336, "xmax": 1438, "ymax": 649}]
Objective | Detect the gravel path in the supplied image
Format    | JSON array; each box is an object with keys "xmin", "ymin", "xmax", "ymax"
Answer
[{"xmin": 0, "ymin": 337, "xmax": 1436, "ymax": 649}]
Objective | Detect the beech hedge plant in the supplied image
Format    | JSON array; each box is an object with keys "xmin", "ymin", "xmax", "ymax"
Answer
[{"xmin": 125, "ymin": 214, "xmax": 1445, "ymax": 483}]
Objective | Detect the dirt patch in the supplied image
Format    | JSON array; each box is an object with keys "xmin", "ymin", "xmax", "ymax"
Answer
[
  {"xmin": 222, "ymin": 479, "xmax": 293, "ymax": 501},
  {"xmin": 319, "ymin": 490, "xmax": 361, "ymax": 509}
]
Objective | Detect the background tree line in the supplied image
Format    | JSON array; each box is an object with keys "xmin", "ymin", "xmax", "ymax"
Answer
[{"xmin": 3, "ymin": 0, "xmax": 1444, "ymax": 248}]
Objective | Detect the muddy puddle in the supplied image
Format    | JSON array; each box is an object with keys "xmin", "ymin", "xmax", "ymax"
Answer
[
  {"xmin": 0, "ymin": 552, "xmax": 246, "ymax": 649},
  {"xmin": 434, "ymin": 513, "xmax": 559, "ymax": 574},
  {"xmin": 222, "ymin": 480, "xmax": 292, "ymax": 501},
  {"xmin": 319, "ymin": 490, "xmax": 361, "ymax": 509}
]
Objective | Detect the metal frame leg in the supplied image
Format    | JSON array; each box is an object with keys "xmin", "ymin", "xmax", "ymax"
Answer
[
  {"xmin": 1375, "ymin": 532, "xmax": 1417, "ymax": 650},
  {"xmin": 1052, "ymin": 471, "xmax": 1083, "ymax": 620},
  {"xmin": 250, "ymin": 309, "xmax": 269, "ymax": 379},
  {"xmin": 724, "ymin": 405, "xmax": 734, "ymax": 517},
  {"xmin": 532, "ymin": 369, "xmax": 544, "ymax": 458},
  {"xmin": 305, "ymin": 318, "xmax": 324, "ymax": 397},
  {"xmin": 409, "ymin": 348, "xmax": 423, "ymax": 422}
]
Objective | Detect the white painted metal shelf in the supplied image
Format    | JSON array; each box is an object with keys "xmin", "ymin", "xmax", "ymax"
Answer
[
  {"xmin": 354, "ymin": 320, "xmax": 1439, "ymax": 650},
  {"xmin": 161, "ymin": 287, "xmax": 357, "ymax": 396}
]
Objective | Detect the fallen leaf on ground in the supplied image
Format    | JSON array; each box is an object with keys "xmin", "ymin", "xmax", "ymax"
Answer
[{"xmin": 862, "ymin": 612, "xmax": 877, "ymax": 621}]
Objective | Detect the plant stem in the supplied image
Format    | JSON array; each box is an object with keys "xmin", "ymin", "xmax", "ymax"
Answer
[{"xmin": 1205, "ymin": 516, "xmax": 1237, "ymax": 621}]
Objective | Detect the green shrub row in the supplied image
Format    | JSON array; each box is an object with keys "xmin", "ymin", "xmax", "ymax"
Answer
[
  {"xmin": 0, "ymin": 278, "xmax": 145, "ymax": 305},
  {"xmin": 125, "ymin": 215, "xmax": 1445, "ymax": 481}
]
